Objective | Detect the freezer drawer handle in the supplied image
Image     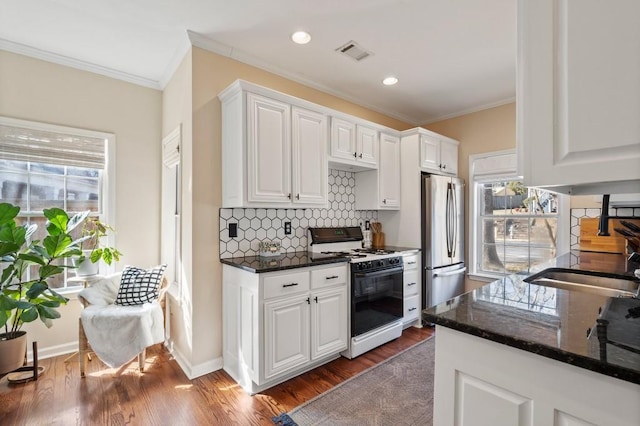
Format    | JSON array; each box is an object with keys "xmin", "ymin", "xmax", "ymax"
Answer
[
  {"xmin": 433, "ymin": 267, "xmax": 467, "ymax": 278},
  {"xmin": 282, "ymin": 283, "xmax": 299, "ymax": 288}
]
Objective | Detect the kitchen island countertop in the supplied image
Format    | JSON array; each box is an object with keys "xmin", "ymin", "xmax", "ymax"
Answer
[{"xmin": 423, "ymin": 250, "xmax": 640, "ymax": 384}]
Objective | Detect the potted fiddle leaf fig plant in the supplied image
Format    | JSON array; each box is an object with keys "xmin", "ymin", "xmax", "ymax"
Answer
[
  {"xmin": 0, "ymin": 203, "xmax": 88, "ymax": 375},
  {"xmin": 73, "ymin": 217, "xmax": 122, "ymax": 277}
]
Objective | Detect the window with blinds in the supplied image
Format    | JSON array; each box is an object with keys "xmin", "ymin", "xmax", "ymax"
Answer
[{"xmin": 0, "ymin": 116, "xmax": 115, "ymax": 290}]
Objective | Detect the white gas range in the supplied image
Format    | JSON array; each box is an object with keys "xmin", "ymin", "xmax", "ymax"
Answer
[{"xmin": 308, "ymin": 227, "xmax": 404, "ymax": 358}]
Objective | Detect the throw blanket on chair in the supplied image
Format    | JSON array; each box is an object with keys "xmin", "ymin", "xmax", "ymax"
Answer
[{"xmin": 78, "ymin": 273, "xmax": 165, "ymax": 368}]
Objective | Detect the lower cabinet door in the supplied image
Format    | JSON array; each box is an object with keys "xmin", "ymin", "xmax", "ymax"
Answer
[
  {"xmin": 311, "ymin": 287, "xmax": 348, "ymax": 360},
  {"xmin": 264, "ymin": 295, "xmax": 311, "ymax": 380}
]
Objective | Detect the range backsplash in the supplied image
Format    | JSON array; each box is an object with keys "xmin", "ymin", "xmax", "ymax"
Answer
[
  {"xmin": 570, "ymin": 206, "xmax": 640, "ymax": 250},
  {"xmin": 219, "ymin": 169, "xmax": 377, "ymax": 258}
]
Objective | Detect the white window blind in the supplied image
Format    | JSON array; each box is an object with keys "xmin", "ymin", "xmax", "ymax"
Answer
[
  {"xmin": 163, "ymin": 125, "xmax": 181, "ymax": 168},
  {"xmin": 0, "ymin": 119, "xmax": 106, "ymax": 169}
]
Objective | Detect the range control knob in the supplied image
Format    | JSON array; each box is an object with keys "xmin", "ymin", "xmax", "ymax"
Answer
[{"xmin": 377, "ymin": 260, "xmax": 384, "ymax": 267}]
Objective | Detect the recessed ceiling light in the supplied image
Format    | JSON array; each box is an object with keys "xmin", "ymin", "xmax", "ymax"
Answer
[
  {"xmin": 382, "ymin": 76, "xmax": 398, "ymax": 86},
  {"xmin": 291, "ymin": 31, "xmax": 311, "ymax": 45}
]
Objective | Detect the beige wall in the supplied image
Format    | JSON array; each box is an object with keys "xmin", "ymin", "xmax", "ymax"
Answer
[
  {"xmin": 425, "ymin": 103, "xmax": 516, "ymax": 290},
  {"xmin": 0, "ymin": 51, "xmax": 163, "ymax": 355}
]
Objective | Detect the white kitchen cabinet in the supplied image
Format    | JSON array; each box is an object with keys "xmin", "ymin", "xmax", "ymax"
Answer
[
  {"xmin": 218, "ymin": 80, "xmax": 327, "ymax": 208},
  {"xmin": 354, "ymin": 132, "xmax": 401, "ymax": 210},
  {"xmin": 433, "ymin": 326, "xmax": 640, "ymax": 426},
  {"xmin": 329, "ymin": 118, "xmax": 379, "ymax": 170},
  {"xmin": 401, "ymin": 251, "xmax": 421, "ymax": 328},
  {"xmin": 223, "ymin": 263, "xmax": 348, "ymax": 393},
  {"xmin": 292, "ymin": 107, "xmax": 328, "ymax": 205},
  {"xmin": 420, "ymin": 131, "xmax": 458, "ymax": 176},
  {"xmin": 246, "ymin": 93, "xmax": 291, "ymax": 204},
  {"xmin": 517, "ymin": 0, "xmax": 640, "ymax": 195}
]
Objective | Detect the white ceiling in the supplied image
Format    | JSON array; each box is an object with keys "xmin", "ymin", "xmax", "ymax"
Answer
[{"xmin": 0, "ymin": 0, "xmax": 516, "ymax": 125}]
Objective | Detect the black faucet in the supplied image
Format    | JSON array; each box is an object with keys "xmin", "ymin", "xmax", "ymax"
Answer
[{"xmin": 597, "ymin": 194, "xmax": 610, "ymax": 236}]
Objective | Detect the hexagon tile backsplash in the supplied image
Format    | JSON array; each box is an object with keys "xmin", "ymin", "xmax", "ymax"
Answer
[
  {"xmin": 570, "ymin": 206, "xmax": 640, "ymax": 250},
  {"xmin": 219, "ymin": 169, "xmax": 378, "ymax": 258}
]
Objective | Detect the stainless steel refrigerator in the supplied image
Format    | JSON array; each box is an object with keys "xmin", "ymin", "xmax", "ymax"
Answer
[{"xmin": 422, "ymin": 173, "xmax": 465, "ymax": 309}]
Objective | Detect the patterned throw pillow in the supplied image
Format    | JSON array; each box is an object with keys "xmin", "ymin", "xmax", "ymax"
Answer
[{"xmin": 114, "ymin": 265, "xmax": 167, "ymax": 306}]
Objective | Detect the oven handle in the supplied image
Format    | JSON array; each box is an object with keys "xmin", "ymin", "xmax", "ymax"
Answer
[
  {"xmin": 433, "ymin": 267, "xmax": 466, "ymax": 278},
  {"xmin": 353, "ymin": 266, "xmax": 403, "ymax": 279}
]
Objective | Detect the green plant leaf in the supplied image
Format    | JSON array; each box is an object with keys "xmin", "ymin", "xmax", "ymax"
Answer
[
  {"xmin": 15, "ymin": 300, "xmax": 32, "ymax": 309},
  {"xmin": 0, "ymin": 309, "xmax": 8, "ymax": 328},
  {"xmin": 39, "ymin": 265, "xmax": 64, "ymax": 280},
  {"xmin": 102, "ymin": 248, "xmax": 113, "ymax": 265},
  {"xmin": 45, "ymin": 287, "xmax": 68, "ymax": 304},
  {"xmin": 0, "ymin": 203, "xmax": 20, "ymax": 226},
  {"xmin": 20, "ymin": 306, "xmax": 38, "ymax": 322},
  {"xmin": 43, "ymin": 207, "xmax": 69, "ymax": 233},
  {"xmin": 0, "ymin": 294, "xmax": 19, "ymax": 310},
  {"xmin": 26, "ymin": 281, "xmax": 47, "ymax": 299},
  {"xmin": 0, "ymin": 241, "xmax": 20, "ymax": 257},
  {"xmin": 18, "ymin": 253, "xmax": 46, "ymax": 266},
  {"xmin": 43, "ymin": 234, "xmax": 72, "ymax": 257},
  {"xmin": 37, "ymin": 304, "xmax": 61, "ymax": 320},
  {"xmin": 90, "ymin": 248, "xmax": 103, "ymax": 263},
  {"xmin": 39, "ymin": 299, "xmax": 61, "ymax": 308}
]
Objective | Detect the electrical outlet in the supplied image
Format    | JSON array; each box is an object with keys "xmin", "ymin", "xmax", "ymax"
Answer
[
  {"xmin": 284, "ymin": 221, "xmax": 292, "ymax": 235},
  {"xmin": 229, "ymin": 223, "xmax": 238, "ymax": 238}
]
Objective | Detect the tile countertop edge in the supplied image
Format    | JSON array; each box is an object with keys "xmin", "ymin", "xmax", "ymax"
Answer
[{"xmin": 423, "ymin": 311, "xmax": 640, "ymax": 385}]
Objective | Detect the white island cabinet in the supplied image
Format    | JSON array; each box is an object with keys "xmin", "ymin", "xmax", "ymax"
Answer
[
  {"xmin": 433, "ymin": 326, "xmax": 640, "ymax": 426},
  {"xmin": 223, "ymin": 263, "xmax": 348, "ymax": 394},
  {"xmin": 517, "ymin": 0, "xmax": 640, "ymax": 194}
]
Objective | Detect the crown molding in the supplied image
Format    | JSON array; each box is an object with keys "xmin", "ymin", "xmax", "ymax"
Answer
[
  {"xmin": 0, "ymin": 38, "xmax": 162, "ymax": 90},
  {"xmin": 420, "ymin": 96, "xmax": 516, "ymax": 125},
  {"xmin": 158, "ymin": 32, "xmax": 193, "ymax": 90}
]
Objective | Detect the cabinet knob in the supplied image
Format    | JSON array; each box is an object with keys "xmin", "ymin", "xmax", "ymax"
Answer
[
  {"xmin": 358, "ymin": 153, "xmax": 363, "ymax": 158},
  {"xmin": 442, "ymin": 164, "xmax": 446, "ymax": 170},
  {"xmin": 382, "ymin": 199, "xmax": 387, "ymax": 204},
  {"xmin": 306, "ymin": 297, "xmax": 310, "ymax": 304},
  {"xmin": 287, "ymin": 193, "xmax": 292, "ymax": 199},
  {"xmin": 314, "ymin": 296, "xmax": 318, "ymax": 303},
  {"xmin": 296, "ymin": 194, "xmax": 300, "ymax": 200},
  {"xmin": 353, "ymin": 152, "xmax": 358, "ymax": 158}
]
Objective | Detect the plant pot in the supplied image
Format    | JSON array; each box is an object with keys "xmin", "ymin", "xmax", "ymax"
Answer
[
  {"xmin": 0, "ymin": 330, "xmax": 27, "ymax": 376},
  {"xmin": 73, "ymin": 250, "xmax": 100, "ymax": 277}
]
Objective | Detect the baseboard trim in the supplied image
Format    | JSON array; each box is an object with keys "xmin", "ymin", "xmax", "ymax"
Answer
[
  {"xmin": 27, "ymin": 341, "xmax": 78, "ymax": 362},
  {"xmin": 165, "ymin": 339, "xmax": 222, "ymax": 380}
]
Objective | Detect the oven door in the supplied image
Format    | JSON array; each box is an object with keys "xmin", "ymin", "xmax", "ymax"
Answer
[{"xmin": 351, "ymin": 266, "xmax": 403, "ymax": 337}]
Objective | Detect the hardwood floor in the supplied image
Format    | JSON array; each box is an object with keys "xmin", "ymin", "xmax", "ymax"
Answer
[{"xmin": 0, "ymin": 326, "xmax": 434, "ymax": 425}]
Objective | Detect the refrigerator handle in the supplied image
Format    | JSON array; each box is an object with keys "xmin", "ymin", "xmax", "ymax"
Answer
[
  {"xmin": 451, "ymin": 182, "xmax": 457, "ymax": 258},
  {"xmin": 446, "ymin": 183, "xmax": 453, "ymax": 257}
]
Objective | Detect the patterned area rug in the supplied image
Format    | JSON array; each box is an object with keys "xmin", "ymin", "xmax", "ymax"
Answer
[{"xmin": 273, "ymin": 337, "xmax": 435, "ymax": 426}]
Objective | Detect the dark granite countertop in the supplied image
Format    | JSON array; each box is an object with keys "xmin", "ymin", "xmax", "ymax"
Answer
[
  {"xmin": 220, "ymin": 251, "xmax": 348, "ymax": 273},
  {"xmin": 423, "ymin": 251, "xmax": 640, "ymax": 385}
]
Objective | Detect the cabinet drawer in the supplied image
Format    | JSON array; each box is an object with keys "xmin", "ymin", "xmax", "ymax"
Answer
[
  {"xmin": 263, "ymin": 271, "xmax": 310, "ymax": 300},
  {"xmin": 403, "ymin": 254, "xmax": 419, "ymax": 270},
  {"xmin": 404, "ymin": 294, "xmax": 420, "ymax": 322},
  {"xmin": 403, "ymin": 271, "xmax": 419, "ymax": 296},
  {"xmin": 311, "ymin": 265, "xmax": 347, "ymax": 290}
]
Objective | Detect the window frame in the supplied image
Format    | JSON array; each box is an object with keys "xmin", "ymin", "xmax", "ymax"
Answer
[
  {"xmin": 468, "ymin": 149, "xmax": 569, "ymax": 282},
  {"xmin": 0, "ymin": 116, "xmax": 116, "ymax": 294}
]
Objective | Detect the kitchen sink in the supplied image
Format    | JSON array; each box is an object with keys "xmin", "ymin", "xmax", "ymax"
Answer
[{"xmin": 524, "ymin": 268, "xmax": 639, "ymax": 298}]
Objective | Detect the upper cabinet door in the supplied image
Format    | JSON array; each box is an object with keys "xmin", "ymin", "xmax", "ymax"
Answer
[
  {"xmin": 517, "ymin": 0, "xmax": 640, "ymax": 194},
  {"xmin": 379, "ymin": 133, "xmax": 401, "ymax": 208},
  {"xmin": 439, "ymin": 139, "xmax": 458, "ymax": 176},
  {"xmin": 246, "ymin": 93, "xmax": 292, "ymax": 203},
  {"xmin": 356, "ymin": 125, "xmax": 379, "ymax": 167},
  {"xmin": 330, "ymin": 118, "xmax": 356, "ymax": 161},
  {"xmin": 292, "ymin": 107, "xmax": 327, "ymax": 205},
  {"xmin": 420, "ymin": 134, "xmax": 441, "ymax": 172}
]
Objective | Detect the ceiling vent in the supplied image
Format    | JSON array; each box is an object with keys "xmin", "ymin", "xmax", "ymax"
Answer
[{"xmin": 335, "ymin": 40, "xmax": 373, "ymax": 62}]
